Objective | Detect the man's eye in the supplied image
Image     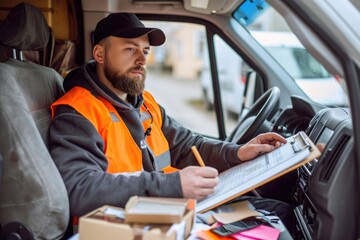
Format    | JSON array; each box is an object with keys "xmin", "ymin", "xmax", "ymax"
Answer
[
  {"xmin": 127, "ymin": 48, "xmax": 136, "ymax": 53},
  {"xmin": 144, "ymin": 51, "xmax": 150, "ymax": 56}
]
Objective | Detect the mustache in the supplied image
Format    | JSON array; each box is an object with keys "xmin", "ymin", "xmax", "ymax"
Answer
[{"xmin": 129, "ymin": 66, "xmax": 146, "ymax": 74}]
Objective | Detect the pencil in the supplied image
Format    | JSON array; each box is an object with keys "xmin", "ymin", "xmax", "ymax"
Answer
[{"xmin": 191, "ymin": 146, "xmax": 206, "ymax": 167}]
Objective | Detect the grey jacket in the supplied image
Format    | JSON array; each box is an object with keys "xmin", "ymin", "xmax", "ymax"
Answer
[{"xmin": 49, "ymin": 61, "xmax": 241, "ymax": 216}]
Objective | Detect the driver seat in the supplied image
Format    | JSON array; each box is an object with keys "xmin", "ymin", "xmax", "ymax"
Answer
[{"xmin": 0, "ymin": 3, "xmax": 69, "ymax": 239}]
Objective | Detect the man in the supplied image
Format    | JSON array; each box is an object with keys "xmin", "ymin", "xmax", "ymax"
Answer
[{"xmin": 49, "ymin": 13, "xmax": 290, "ymax": 223}]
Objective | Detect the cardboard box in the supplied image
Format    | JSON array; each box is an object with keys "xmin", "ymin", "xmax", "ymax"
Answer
[
  {"xmin": 79, "ymin": 205, "xmax": 133, "ymax": 240},
  {"xmin": 79, "ymin": 198, "xmax": 196, "ymax": 240},
  {"xmin": 124, "ymin": 196, "xmax": 189, "ymax": 224}
]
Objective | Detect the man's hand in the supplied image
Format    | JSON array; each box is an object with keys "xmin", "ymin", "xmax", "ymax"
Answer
[
  {"xmin": 316, "ymin": 143, "xmax": 326, "ymax": 152},
  {"xmin": 237, "ymin": 132, "xmax": 287, "ymax": 161},
  {"xmin": 179, "ymin": 166, "xmax": 218, "ymax": 200}
]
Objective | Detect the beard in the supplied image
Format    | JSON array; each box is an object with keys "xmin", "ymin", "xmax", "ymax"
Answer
[{"xmin": 103, "ymin": 59, "xmax": 146, "ymax": 96}]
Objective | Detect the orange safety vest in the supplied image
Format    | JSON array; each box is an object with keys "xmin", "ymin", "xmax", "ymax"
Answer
[{"xmin": 51, "ymin": 86, "xmax": 177, "ymax": 173}]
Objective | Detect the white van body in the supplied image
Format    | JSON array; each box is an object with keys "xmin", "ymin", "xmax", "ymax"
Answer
[{"xmin": 200, "ymin": 34, "xmax": 245, "ymax": 114}]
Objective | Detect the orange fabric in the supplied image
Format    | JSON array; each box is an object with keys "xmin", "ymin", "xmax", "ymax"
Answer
[
  {"xmin": 162, "ymin": 165, "xmax": 178, "ymax": 173},
  {"xmin": 51, "ymin": 87, "xmax": 178, "ymax": 173},
  {"xmin": 141, "ymin": 92, "xmax": 178, "ymax": 173}
]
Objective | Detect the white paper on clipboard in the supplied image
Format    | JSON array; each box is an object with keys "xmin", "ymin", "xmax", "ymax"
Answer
[{"xmin": 196, "ymin": 131, "xmax": 320, "ymax": 213}]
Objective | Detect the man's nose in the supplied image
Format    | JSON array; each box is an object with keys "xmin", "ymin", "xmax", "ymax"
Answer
[{"xmin": 135, "ymin": 52, "xmax": 146, "ymax": 66}]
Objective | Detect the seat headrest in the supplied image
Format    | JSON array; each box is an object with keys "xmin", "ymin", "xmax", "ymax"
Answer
[{"xmin": 0, "ymin": 2, "xmax": 49, "ymax": 51}]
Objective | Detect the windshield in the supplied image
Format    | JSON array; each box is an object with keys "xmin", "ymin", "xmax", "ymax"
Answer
[
  {"xmin": 266, "ymin": 47, "xmax": 331, "ymax": 79},
  {"xmin": 233, "ymin": 0, "xmax": 348, "ymax": 106}
]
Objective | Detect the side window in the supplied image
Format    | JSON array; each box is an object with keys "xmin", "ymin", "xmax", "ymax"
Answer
[
  {"xmin": 144, "ymin": 21, "xmax": 250, "ymax": 138},
  {"xmin": 213, "ymin": 35, "xmax": 246, "ymax": 134},
  {"xmin": 144, "ymin": 21, "xmax": 220, "ymax": 137}
]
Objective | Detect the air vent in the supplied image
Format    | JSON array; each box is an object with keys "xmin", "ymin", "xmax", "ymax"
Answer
[
  {"xmin": 309, "ymin": 122, "xmax": 323, "ymax": 142},
  {"xmin": 305, "ymin": 108, "xmax": 328, "ymax": 136},
  {"xmin": 319, "ymin": 135, "xmax": 350, "ymax": 182}
]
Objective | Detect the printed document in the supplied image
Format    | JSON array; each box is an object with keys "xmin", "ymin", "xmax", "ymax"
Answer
[{"xmin": 196, "ymin": 132, "xmax": 320, "ymax": 213}]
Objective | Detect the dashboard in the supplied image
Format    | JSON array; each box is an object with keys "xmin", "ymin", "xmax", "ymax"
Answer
[{"xmin": 271, "ymin": 95, "xmax": 354, "ymax": 239}]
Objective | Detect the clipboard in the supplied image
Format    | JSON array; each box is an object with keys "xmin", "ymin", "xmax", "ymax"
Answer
[
  {"xmin": 291, "ymin": 131, "xmax": 311, "ymax": 153},
  {"xmin": 196, "ymin": 131, "xmax": 321, "ymax": 213}
]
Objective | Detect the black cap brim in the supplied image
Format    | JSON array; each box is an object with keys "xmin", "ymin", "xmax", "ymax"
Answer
[{"xmin": 113, "ymin": 27, "xmax": 166, "ymax": 46}]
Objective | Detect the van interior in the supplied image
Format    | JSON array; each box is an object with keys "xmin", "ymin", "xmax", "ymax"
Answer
[{"xmin": 0, "ymin": 1, "xmax": 359, "ymax": 240}]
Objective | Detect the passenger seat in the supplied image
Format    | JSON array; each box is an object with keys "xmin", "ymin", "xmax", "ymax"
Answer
[{"xmin": 0, "ymin": 2, "xmax": 69, "ymax": 239}]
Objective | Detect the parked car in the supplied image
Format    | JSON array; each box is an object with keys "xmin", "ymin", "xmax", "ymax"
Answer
[
  {"xmin": 0, "ymin": 1, "xmax": 359, "ymax": 240},
  {"xmin": 201, "ymin": 31, "xmax": 348, "ymax": 118}
]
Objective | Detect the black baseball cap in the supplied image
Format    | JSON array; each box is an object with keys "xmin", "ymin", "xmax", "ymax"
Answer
[{"xmin": 93, "ymin": 13, "xmax": 166, "ymax": 46}]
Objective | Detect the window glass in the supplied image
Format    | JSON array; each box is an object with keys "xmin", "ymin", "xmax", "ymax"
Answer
[
  {"xmin": 233, "ymin": 0, "xmax": 349, "ymax": 107},
  {"xmin": 266, "ymin": 47, "xmax": 331, "ymax": 79},
  {"xmin": 213, "ymin": 35, "xmax": 245, "ymax": 132},
  {"xmin": 144, "ymin": 21, "xmax": 220, "ymax": 137}
]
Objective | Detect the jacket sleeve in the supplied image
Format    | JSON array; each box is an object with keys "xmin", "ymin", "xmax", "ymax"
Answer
[
  {"xmin": 49, "ymin": 105, "xmax": 183, "ymax": 216},
  {"xmin": 159, "ymin": 105, "xmax": 242, "ymax": 172}
]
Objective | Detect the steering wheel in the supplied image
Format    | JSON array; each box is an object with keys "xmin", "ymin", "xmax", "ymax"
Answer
[{"xmin": 226, "ymin": 86, "xmax": 280, "ymax": 144}]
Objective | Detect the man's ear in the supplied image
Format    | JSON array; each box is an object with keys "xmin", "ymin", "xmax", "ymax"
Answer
[{"xmin": 93, "ymin": 45, "xmax": 104, "ymax": 64}]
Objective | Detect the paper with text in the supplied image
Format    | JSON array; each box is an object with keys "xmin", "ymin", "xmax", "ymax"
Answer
[{"xmin": 196, "ymin": 132, "xmax": 318, "ymax": 213}]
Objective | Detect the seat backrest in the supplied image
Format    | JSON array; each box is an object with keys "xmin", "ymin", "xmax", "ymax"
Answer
[{"xmin": 0, "ymin": 3, "xmax": 69, "ymax": 239}]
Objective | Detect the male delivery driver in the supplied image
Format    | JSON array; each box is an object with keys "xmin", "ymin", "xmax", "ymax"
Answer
[{"xmin": 49, "ymin": 13, "xmax": 294, "ymax": 230}]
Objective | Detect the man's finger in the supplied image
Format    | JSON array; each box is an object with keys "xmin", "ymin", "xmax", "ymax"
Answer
[{"xmin": 197, "ymin": 166, "xmax": 218, "ymax": 178}]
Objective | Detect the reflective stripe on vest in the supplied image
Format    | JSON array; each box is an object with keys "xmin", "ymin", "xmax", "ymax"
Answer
[{"xmin": 51, "ymin": 86, "xmax": 177, "ymax": 173}]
